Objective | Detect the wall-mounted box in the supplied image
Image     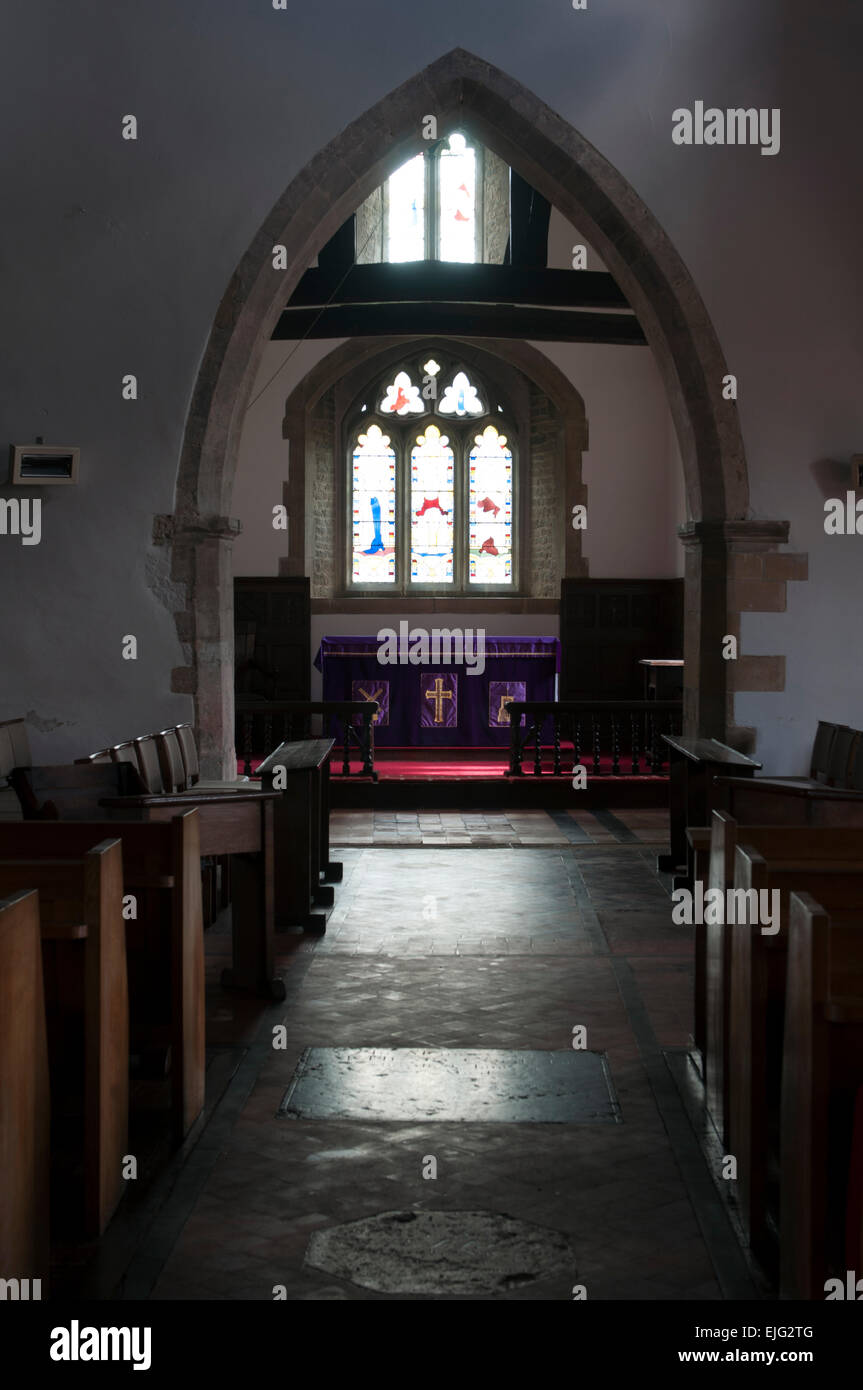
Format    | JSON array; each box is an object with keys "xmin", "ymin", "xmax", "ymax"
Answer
[{"xmin": 10, "ymin": 445, "xmax": 79, "ymax": 484}]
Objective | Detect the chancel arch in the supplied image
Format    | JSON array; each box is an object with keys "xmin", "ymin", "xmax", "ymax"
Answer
[{"xmin": 169, "ymin": 47, "xmax": 757, "ymax": 776}]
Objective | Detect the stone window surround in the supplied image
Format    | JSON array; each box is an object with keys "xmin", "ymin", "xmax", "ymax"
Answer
[{"xmin": 281, "ymin": 335, "xmax": 588, "ymax": 609}]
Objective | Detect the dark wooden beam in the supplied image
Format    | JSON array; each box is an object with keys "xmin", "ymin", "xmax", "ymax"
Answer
[
  {"xmin": 287, "ymin": 262, "xmax": 630, "ymax": 311},
  {"xmin": 510, "ymin": 170, "xmax": 551, "ymax": 269},
  {"xmin": 317, "ymin": 216, "xmax": 356, "ymax": 279},
  {"xmin": 272, "ymin": 302, "xmax": 646, "ymax": 344}
]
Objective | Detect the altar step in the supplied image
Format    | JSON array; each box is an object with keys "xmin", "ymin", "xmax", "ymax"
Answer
[{"xmin": 330, "ymin": 747, "xmax": 669, "ymax": 809}]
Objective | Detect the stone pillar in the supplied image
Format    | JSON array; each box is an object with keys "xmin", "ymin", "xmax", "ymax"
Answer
[
  {"xmin": 563, "ymin": 416, "xmax": 589, "ymax": 579},
  {"xmin": 679, "ymin": 519, "xmax": 792, "ymax": 749},
  {"xmin": 680, "ymin": 523, "xmax": 728, "ymax": 740},
  {"xmin": 155, "ymin": 513, "xmax": 242, "ymax": 780}
]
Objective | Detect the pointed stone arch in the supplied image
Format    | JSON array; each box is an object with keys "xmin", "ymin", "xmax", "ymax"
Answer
[{"xmin": 167, "ymin": 47, "xmax": 757, "ymax": 775}]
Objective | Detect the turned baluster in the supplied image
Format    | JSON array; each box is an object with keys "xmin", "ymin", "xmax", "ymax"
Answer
[
  {"xmin": 592, "ymin": 714, "xmax": 601, "ymax": 776},
  {"xmin": 654, "ymin": 715, "xmax": 665, "ymax": 774},
  {"xmin": 342, "ymin": 719, "xmax": 351, "ymax": 776},
  {"xmin": 362, "ymin": 712, "xmax": 374, "ymax": 777},
  {"xmin": 574, "ymin": 716, "xmax": 582, "ymax": 772},
  {"xmin": 611, "ymin": 713, "xmax": 620, "ymax": 775},
  {"xmin": 631, "ymin": 713, "xmax": 640, "ymax": 775},
  {"xmin": 646, "ymin": 713, "xmax": 657, "ymax": 773},
  {"xmin": 533, "ymin": 719, "xmax": 542, "ymax": 776},
  {"xmin": 553, "ymin": 712, "xmax": 561, "ymax": 776}
]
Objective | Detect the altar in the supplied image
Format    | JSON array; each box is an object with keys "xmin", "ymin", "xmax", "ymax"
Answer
[{"xmin": 315, "ymin": 635, "xmax": 560, "ymax": 747}]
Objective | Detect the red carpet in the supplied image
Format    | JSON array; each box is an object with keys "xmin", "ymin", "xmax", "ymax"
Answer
[{"xmin": 238, "ymin": 749, "xmax": 667, "ymax": 782}]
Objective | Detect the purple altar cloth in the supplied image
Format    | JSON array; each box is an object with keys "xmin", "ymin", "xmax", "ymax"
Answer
[{"xmin": 315, "ymin": 634, "xmax": 560, "ymax": 747}]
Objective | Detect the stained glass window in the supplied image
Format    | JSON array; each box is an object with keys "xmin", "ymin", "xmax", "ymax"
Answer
[
  {"xmin": 438, "ymin": 133, "xmax": 477, "ymax": 263},
  {"xmin": 386, "ymin": 154, "xmax": 425, "ymax": 262},
  {"xmin": 352, "ymin": 425, "xmax": 396, "ymax": 584},
  {"xmin": 438, "ymin": 370, "xmax": 485, "ymax": 416},
  {"xmin": 379, "ymin": 370, "xmax": 425, "ymax": 416},
  {"xmin": 349, "ymin": 359, "xmax": 515, "ymax": 592},
  {"xmin": 468, "ymin": 425, "xmax": 513, "ymax": 585},
  {"xmin": 410, "ymin": 424, "xmax": 454, "ymax": 584}
]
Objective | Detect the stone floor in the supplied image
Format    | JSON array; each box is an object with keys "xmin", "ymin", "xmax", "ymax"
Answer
[
  {"xmin": 330, "ymin": 806, "xmax": 670, "ymax": 847},
  {"xmin": 91, "ymin": 810, "xmax": 756, "ymax": 1302}
]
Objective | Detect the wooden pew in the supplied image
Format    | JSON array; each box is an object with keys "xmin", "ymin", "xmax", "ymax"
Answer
[
  {"xmin": 780, "ymin": 886, "xmax": 863, "ymax": 1299},
  {"xmin": 100, "ymin": 789, "xmax": 283, "ymax": 1001},
  {"xmin": 0, "ymin": 890, "xmax": 50, "ymax": 1287},
  {"xmin": 0, "ymin": 840, "xmax": 128, "ymax": 1238},
  {"xmin": 256, "ymin": 738, "xmax": 337, "ymax": 932},
  {"xmin": 729, "ymin": 845, "xmax": 863, "ymax": 1265},
  {"xmin": 715, "ymin": 722, "xmax": 863, "ymax": 825},
  {"xmin": 0, "ymin": 811, "xmax": 204, "ymax": 1144},
  {"xmin": 686, "ymin": 825, "xmax": 711, "ymax": 1061},
  {"xmin": 7, "ymin": 763, "xmax": 284, "ymax": 1002},
  {"xmin": 0, "ymin": 717, "xmax": 31, "ymax": 822},
  {"xmin": 704, "ymin": 814, "xmax": 863, "ymax": 1145},
  {"xmin": 659, "ymin": 736, "xmax": 761, "ymax": 887},
  {"xmin": 716, "ymin": 776, "xmax": 863, "ymax": 827},
  {"xmin": 74, "ymin": 723, "xmax": 340, "ymax": 928}
]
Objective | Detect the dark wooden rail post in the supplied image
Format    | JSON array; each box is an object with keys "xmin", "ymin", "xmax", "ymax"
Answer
[
  {"xmin": 504, "ymin": 700, "xmax": 681, "ymax": 777},
  {"xmin": 235, "ymin": 701, "xmax": 379, "ymax": 780}
]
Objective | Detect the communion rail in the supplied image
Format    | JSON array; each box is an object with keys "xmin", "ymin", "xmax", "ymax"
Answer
[
  {"xmin": 236, "ymin": 699, "xmax": 379, "ymax": 779},
  {"xmin": 506, "ymin": 700, "xmax": 683, "ymax": 777}
]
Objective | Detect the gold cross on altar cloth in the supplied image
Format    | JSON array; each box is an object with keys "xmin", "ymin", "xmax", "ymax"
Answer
[
  {"xmin": 497, "ymin": 694, "xmax": 515, "ymax": 725},
  {"xmin": 357, "ymin": 686, "xmax": 383, "ymax": 723},
  {"xmin": 424, "ymin": 677, "xmax": 453, "ymax": 724}
]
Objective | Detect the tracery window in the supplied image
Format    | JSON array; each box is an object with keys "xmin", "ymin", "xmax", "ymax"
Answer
[{"xmin": 348, "ymin": 357, "xmax": 516, "ymax": 593}]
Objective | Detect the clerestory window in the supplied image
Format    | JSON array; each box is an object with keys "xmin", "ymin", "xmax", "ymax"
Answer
[{"xmin": 385, "ymin": 133, "xmax": 481, "ymax": 264}]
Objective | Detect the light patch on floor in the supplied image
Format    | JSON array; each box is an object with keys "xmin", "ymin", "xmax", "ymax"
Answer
[
  {"xmin": 280, "ymin": 1046, "xmax": 621, "ymax": 1123},
  {"xmin": 304, "ymin": 1209, "xmax": 577, "ymax": 1295},
  {"xmin": 329, "ymin": 807, "xmax": 670, "ymax": 847}
]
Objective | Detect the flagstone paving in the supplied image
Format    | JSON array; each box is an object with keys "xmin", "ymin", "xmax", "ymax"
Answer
[{"xmin": 98, "ymin": 813, "xmax": 755, "ymax": 1302}]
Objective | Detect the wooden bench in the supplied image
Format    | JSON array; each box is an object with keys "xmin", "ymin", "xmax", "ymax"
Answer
[
  {"xmin": 0, "ymin": 890, "xmax": 50, "ymax": 1286},
  {"xmin": 82, "ymin": 723, "xmax": 338, "ymax": 933},
  {"xmin": 7, "ymin": 759, "xmax": 284, "ymax": 1002},
  {"xmin": 139, "ymin": 726, "xmax": 340, "ymax": 924},
  {"xmin": 686, "ymin": 825, "xmax": 711, "ymax": 1060},
  {"xmin": 728, "ymin": 844, "xmax": 863, "ymax": 1265},
  {"xmin": 659, "ymin": 736, "xmax": 761, "ymax": 887},
  {"xmin": 0, "ymin": 717, "xmax": 32, "ymax": 822},
  {"xmin": 715, "ymin": 720, "xmax": 863, "ymax": 825},
  {"xmin": 257, "ymin": 738, "xmax": 338, "ymax": 932},
  {"xmin": 0, "ymin": 839, "xmax": 128, "ymax": 1238},
  {"xmin": 100, "ymin": 788, "xmax": 283, "ymax": 1000},
  {"xmin": 780, "ymin": 887, "xmax": 863, "ymax": 1299},
  {"xmin": 703, "ymin": 814, "xmax": 863, "ymax": 1145},
  {"xmin": 0, "ymin": 811, "xmax": 205, "ymax": 1144}
]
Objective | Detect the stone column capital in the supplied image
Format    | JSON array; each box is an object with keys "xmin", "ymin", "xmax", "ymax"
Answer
[
  {"xmin": 153, "ymin": 513, "xmax": 242, "ymax": 545},
  {"xmin": 677, "ymin": 518, "xmax": 790, "ymax": 549}
]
